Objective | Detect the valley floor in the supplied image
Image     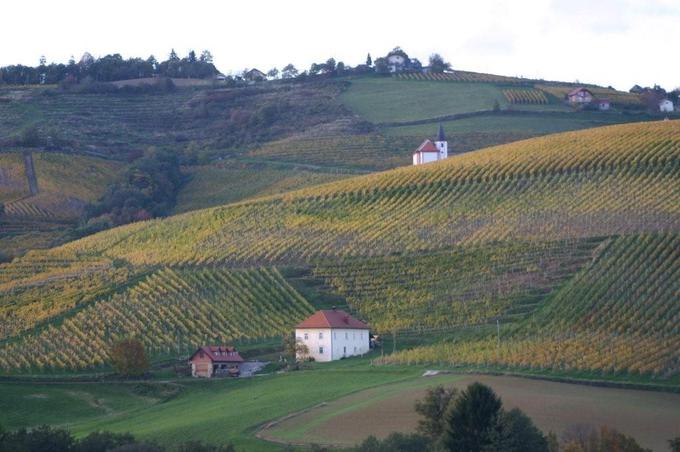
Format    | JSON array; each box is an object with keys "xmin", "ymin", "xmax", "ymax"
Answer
[{"xmin": 1, "ymin": 358, "xmax": 678, "ymax": 451}]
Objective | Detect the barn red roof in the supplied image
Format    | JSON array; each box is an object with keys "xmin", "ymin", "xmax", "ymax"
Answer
[
  {"xmin": 414, "ymin": 139, "xmax": 439, "ymax": 154},
  {"xmin": 189, "ymin": 346, "xmax": 244, "ymax": 363},
  {"xmin": 296, "ymin": 310, "xmax": 370, "ymax": 329}
]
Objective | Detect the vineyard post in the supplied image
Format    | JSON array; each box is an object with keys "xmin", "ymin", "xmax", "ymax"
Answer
[{"xmin": 496, "ymin": 319, "xmax": 500, "ymax": 347}]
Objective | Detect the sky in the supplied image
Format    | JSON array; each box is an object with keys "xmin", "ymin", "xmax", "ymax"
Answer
[{"xmin": 2, "ymin": 0, "xmax": 679, "ymax": 91}]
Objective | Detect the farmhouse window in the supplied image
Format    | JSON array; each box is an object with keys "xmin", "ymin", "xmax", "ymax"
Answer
[
  {"xmin": 304, "ymin": 333, "xmax": 308, "ymax": 340},
  {"xmin": 319, "ymin": 332, "xmax": 324, "ymax": 339},
  {"xmin": 319, "ymin": 346, "xmax": 324, "ymax": 354}
]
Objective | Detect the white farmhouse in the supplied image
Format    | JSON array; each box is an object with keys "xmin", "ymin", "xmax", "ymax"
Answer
[
  {"xmin": 295, "ymin": 309, "xmax": 370, "ymax": 362},
  {"xmin": 413, "ymin": 124, "xmax": 448, "ymax": 165},
  {"xmin": 659, "ymin": 99, "xmax": 674, "ymax": 112}
]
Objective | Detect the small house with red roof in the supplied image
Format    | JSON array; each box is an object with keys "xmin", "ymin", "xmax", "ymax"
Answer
[
  {"xmin": 189, "ymin": 346, "xmax": 244, "ymax": 378},
  {"xmin": 413, "ymin": 124, "xmax": 448, "ymax": 166},
  {"xmin": 566, "ymin": 88, "xmax": 594, "ymax": 104},
  {"xmin": 295, "ymin": 309, "xmax": 370, "ymax": 362}
]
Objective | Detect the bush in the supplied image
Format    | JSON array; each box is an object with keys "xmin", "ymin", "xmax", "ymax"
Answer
[
  {"xmin": 109, "ymin": 338, "xmax": 149, "ymax": 377},
  {"xmin": 355, "ymin": 433, "xmax": 431, "ymax": 452}
]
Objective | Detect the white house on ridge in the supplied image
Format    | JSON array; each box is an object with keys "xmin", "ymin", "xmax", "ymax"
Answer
[
  {"xmin": 659, "ymin": 99, "xmax": 674, "ymax": 112},
  {"xmin": 295, "ymin": 309, "xmax": 370, "ymax": 362},
  {"xmin": 413, "ymin": 124, "xmax": 448, "ymax": 165}
]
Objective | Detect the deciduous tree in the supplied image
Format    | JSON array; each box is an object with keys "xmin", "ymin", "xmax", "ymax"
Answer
[{"xmin": 110, "ymin": 338, "xmax": 149, "ymax": 377}]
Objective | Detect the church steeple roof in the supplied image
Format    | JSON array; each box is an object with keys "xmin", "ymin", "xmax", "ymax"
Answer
[{"xmin": 437, "ymin": 124, "xmax": 446, "ymax": 142}]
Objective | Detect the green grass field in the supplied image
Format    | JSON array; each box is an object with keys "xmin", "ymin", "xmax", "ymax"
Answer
[
  {"xmin": 340, "ymin": 78, "xmax": 507, "ymax": 123},
  {"xmin": 2, "ymin": 361, "xmax": 679, "ymax": 451},
  {"xmin": 0, "ymin": 359, "xmax": 421, "ymax": 451}
]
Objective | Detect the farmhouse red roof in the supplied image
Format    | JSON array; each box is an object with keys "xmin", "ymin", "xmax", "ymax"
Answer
[
  {"xmin": 189, "ymin": 346, "xmax": 244, "ymax": 363},
  {"xmin": 296, "ymin": 310, "xmax": 370, "ymax": 329},
  {"xmin": 414, "ymin": 139, "xmax": 439, "ymax": 153}
]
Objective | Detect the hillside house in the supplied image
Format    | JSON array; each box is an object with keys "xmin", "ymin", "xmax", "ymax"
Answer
[
  {"xmin": 413, "ymin": 124, "xmax": 448, "ymax": 165},
  {"xmin": 295, "ymin": 309, "xmax": 370, "ymax": 362},
  {"xmin": 567, "ymin": 88, "xmax": 594, "ymax": 104},
  {"xmin": 189, "ymin": 346, "xmax": 243, "ymax": 378},
  {"xmin": 386, "ymin": 48, "xmax": 410, "ymax": 73},
  {"xmin": 244, "ymin": 68, "xmax": 267, "ymax": 82},
  {"xmin": 659, "ymin": 99, "xmax": 674, "ymax": 112}
]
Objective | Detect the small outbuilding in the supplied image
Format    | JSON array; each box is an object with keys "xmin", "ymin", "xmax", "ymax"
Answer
[
  {"xmin": 189, "ymin": 346, "xmax": 244, "ymax": 378},
  {"xmin": 295, "ymin": 309, "xmax": 370, "ymax": 362},
  {"xmin": 659, "ymin": 99, "xmax": 675, "ymax": 112}
]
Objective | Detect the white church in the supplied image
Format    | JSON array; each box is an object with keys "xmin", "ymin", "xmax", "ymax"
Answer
[{"xmin": 412, "ymin": 124, "xmax": 448, "ymax": 165}]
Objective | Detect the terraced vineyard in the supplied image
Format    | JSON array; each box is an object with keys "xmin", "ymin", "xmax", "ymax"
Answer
[
  {"xmin": 0, "ymin": 151, "xmax": 123, "ymax": 256},
  {"xmin": 55, "ymin": 121, "xmax": 680, "ymax": 267},
  {"xmin": 0, "ymin": 266, "xmax": 313, "ymax": 372},
  {"xmin": 536, "ymin": 84, "xmax": 643, "ymax": 107},
  {"xmin": 395, "ymin": 71, "xmax": 535, "ymax": 84},
  {"xmin": 382, "ymin": 233, "xmax": 680, "ymax": 379},
  {"xmin": 246, "ymin": 134, "xmax": 418, "ymax": 171},
  {"xmin": 1, "ymin": 121, "xmax": 678, "ymax": 377},
  {"xmin": 313, "ymin": 239, "xmax": 602, "ymax": 332},
  {"xmin": 503, "ymin": 89, "xmax": 549, "ymax": 105}
]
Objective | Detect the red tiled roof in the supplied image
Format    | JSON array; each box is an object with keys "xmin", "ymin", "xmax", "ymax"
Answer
[
  {"xmin": 189, "ymin": 346, "xmax": 244, "ymax": 363},
  {"xmin": 296, "ymin": 310, "xmax": 370, "ymax": 329},
  {"xmin": 414, "ymin": 139, "xmax": 439, "ymax": 154},
  {"xmin": 567, "ymin": 87, "xmax": 593, "ymax": 97}
]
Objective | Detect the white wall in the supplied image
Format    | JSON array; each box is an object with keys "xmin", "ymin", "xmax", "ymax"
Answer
[
  {"xmin": 435, "ymin": 140, "xmax": 448, "ymax": 159},
  {"xmin": 296, "ymin": 328, "xmax": 333, "ymax": 362},
  {"xmin": 330, "ymin": 329, "xmax": 370, "ymax": 360},
  {"xmin": 296, "ymin": 328, "xmax": 369, "ymax": 362}
]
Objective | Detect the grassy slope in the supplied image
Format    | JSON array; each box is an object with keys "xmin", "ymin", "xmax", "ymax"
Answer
[
  {"xmin": 340, "ymin": 78, "xmax": 506, "ymax": 123},
  {"xmin": 174, "ymin": 163, "xmax": 347, "ymax": 214},
  {"xmin": 0, "ymin": 121, "xmax": 678, "ymax": 380}
]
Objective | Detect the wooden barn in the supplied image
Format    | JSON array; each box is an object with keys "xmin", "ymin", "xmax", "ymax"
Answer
[{"xmin": 189, "ymin": 346, "xmax": 244, "ymax": 378}]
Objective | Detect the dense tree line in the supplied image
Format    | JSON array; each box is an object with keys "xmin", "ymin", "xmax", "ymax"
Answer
[
  {"xmin": 0, "ymin": 49, "xmax": 218, "ymax": 85},
  {"xmin": 0, "ymin": 425, "xmax": 235, "ymax": 452},
  {"xmin": 82, "ymin": 147, "xmax": 185, "ymax": 231}
]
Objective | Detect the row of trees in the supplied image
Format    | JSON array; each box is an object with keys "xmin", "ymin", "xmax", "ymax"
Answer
[
  {"xmin": 0, "ymin": 49, "xmax": 218, "ymax": 85},
  {"xmin": 260, "ymin": 48, "xmax": 452, "ymax": 82},
  {"xmin": 0, "ymin": 46, "xmax": 451, "ymax": 86}
]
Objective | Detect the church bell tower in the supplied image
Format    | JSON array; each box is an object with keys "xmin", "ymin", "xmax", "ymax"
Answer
[{"xmin": 434, "ymin": 124, "xmax": 448, "ymax": 159}]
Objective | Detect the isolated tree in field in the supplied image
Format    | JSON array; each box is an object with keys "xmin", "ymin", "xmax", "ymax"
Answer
[
  {"xmin": 366, "ymin": 53, "xmax": 372, "ymax": 66},
  {"xmin": 281, "ymin": 63, "xmax": 298, "ymax": 79},
  {"xmin": 414, "ymin": 385, "xmax": 458, "ymax": 440},
  {"xmin": 429, "ymin": 53, "xmax": 451, "ymax": 73},
  {"xmin": 110, "ymin": 338, "xmax": 149, "ymax": 377},
  {"xmin": 442, "ymin": 382, "xmax": 502, "ymax": 451}
]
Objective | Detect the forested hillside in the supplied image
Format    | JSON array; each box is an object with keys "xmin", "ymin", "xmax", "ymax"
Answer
[{"xmin": 0, "ymin": 120, "xmax": 678, "ymax": 380}]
